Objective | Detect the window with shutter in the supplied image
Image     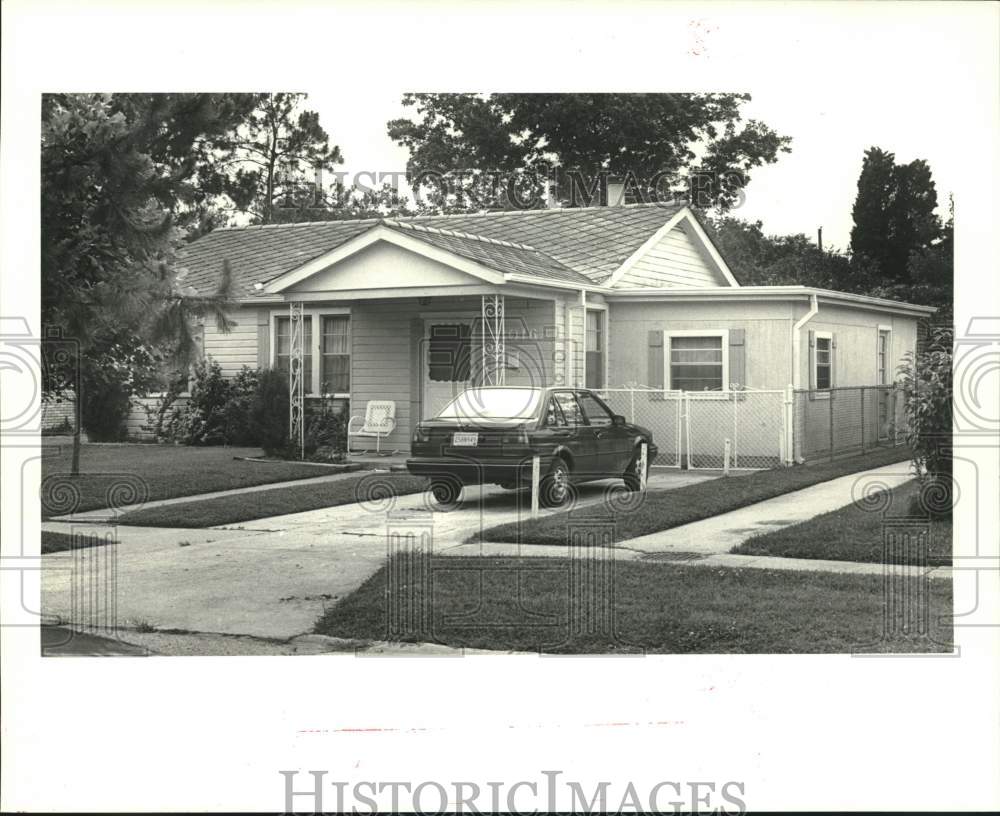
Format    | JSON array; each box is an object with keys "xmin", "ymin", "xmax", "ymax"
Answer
[
  {"xmin": 665, "ymin": 330, "xmax": 730, "ymax": 392},
  {"xmin": 813, "ymin": 330, "xmax": 834, "ymax": 390}
]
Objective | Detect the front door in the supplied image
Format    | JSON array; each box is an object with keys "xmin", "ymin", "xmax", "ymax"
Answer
[{"xmin": 422, "ymin": 322, "xmax": 473, "ymax": 419}]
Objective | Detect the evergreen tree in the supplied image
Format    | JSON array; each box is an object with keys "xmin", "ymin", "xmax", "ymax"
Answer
[
  {"xmin": 41, "ymin": 93, "xmax": 247, "ymax": 471},
  {"xmin": 209, "ymin": 93, "xmax": 343, "ymax": 224},
  {"xmin": 849, "ymin": 147, "xmax": 941, "ymax": 285}
]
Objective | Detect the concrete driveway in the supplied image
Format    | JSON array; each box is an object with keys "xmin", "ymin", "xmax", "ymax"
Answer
[{"xmin": 41, "ymin": 470, "xmax": 718, "ymax": 642}]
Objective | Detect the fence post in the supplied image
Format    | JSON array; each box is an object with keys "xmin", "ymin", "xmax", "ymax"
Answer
[
  {"xmin": 732, "ymin": 391, "xmax": 739, "ymax": 470},
  {"xmin": 860, "ymin": 387, "xmax": 866, "ymax": 453},
  {"xmin": 684, "ymin": 392, "xmax": 692, "ymax": 470},
  {"xmin": 639, "ymin": 442, "xmax": 648, "ymax": 490},
  {"xmin": 889, "ymin": 385, "xmax": 899, "ymax": 447},
  {"xmin": 674, "ymin": 393, "xmax": 683, "ymax": 469},
  {"xmin": 828, "ymin": 388, "xmax": 835, "ymax": 461},
  {"xmin": 723, "ymin": 438, "xmax": 731, "ymax": 476},
  {"xmin": 531, "ymin": 455, "xmax": 540, "ymax": 518},
  {"xmin": 630, "ymin": 389, "xmax": 636, "ymax": 424},
  {"xmin": 783, "ymin": 384, "xmax": 794, "ymax": 465}
]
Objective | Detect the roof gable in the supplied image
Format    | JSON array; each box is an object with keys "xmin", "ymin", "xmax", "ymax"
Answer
[
  {"xmin": 608, "ymin": 210, "xmax": 739, "ymax": 289},
  {"xmin": 178, "ymin": 202, "xmax": 700, "ymax": 298}
]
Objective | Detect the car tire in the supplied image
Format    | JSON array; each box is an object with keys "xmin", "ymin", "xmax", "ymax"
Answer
[
  {"xmin": 540, "ymin": 457, "xmax": 572, "ymax": 508},
  {"xmin": 623, "ymin": 448, "xmax": 647, "ymax": 492},
  {"xmin": 429, "ymin": 477, "xmax": 463, "ymax": 510}
]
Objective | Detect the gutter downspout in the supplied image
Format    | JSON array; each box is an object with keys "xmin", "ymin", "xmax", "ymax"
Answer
[{"xmin": 792, "ymin": 294, "xmax": 819, "ymax": 389}]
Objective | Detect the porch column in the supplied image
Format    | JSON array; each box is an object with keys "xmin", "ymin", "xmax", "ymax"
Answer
[
  {"xmin": 481, "ymin": 294, "xmax": 505, "ymax": 386},
  {"xmin": 288, "ymin": 301, "xmax": 305, "ymax": 459}
]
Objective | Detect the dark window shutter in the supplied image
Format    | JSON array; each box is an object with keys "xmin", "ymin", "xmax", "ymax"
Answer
[
  {"xmin": 831, "ymin": 333, "xmax": 837, "ymax": 387},
  {"xmin": 648, "ymin": 330, "xmax": 664, "ymax": 388},
  {"xmin": 257, "ymin": 309, "xmax": 270, "ymax": 368},
  {"xmin": 808, "ymin": 329, "xmax": 816, "ymax": 390},
  {"xmin": 728, "ymin": 328, "xmax": 745, "ymax": 388}
]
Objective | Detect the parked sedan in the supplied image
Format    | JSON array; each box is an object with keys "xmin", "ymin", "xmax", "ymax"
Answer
[{"xmin": 407, "ymin": 386, "xmax": 657, "ymax": 507}]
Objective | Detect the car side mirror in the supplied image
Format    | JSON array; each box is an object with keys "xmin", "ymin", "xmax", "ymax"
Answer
[{"xmin": 612, "ymin": 414, "xmax": 626, "ymax": 426}]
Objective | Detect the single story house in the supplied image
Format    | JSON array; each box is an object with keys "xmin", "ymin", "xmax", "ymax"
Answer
[{"xmin": 149, "ymin": 200, "xmax": 934, "ymax": 456}]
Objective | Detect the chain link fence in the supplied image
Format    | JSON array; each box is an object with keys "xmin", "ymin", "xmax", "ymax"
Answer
[
  {"xmin": 598, "ymin": 387, "xmax": 788, "ymax": 470},
  {"xmin": 686, "ymin": 390, "xmax": 787, "ymax": 470},
  {"xmin": 597, "ymin": 385, "xmax": 907, "ymax": 471},
  {"xmin": 793, "ymin": 385, "xmax": 906, "ymax": 462},
  {"xmin": 597, "ymin": 388, "xmax": 683, "ymax": 467}
]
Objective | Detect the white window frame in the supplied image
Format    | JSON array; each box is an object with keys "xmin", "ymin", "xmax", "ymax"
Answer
[
  {"xmin": 877, "ymin": 325, "xmax": 892, "ymax": 385},
  {"xmin": 270, "ymin": 306, "xmax": 351, "ymax": 398},
  {"xmin": 813, "ymin": 330, "xmax": 834, "ymax": 394},
  {"xmin": 584, "ymin": 306, "xmax": 609, "ymax": 389},
  {"xmin": 664, "ymin": 329, "xmax": 730, "ymax": 393}
]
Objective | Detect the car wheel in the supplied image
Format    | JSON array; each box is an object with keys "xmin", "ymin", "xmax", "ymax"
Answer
[
  {"xmin": 429, "ymin": 477, "xmax": 463, "ymax": 510},
  {"xmin": 540, "ymin": 458, "xmax": 572, "ymax": 508},
  {"xmin": 623, "ymin": 448, "xmax": 647, "ymax": 492}
]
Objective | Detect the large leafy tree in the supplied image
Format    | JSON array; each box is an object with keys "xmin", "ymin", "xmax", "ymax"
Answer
[
  {"xmin": 209, "ymin": 93, "xmax": 343, "ymax": 224},
  {"xmin": 849, "ymin": 147, "xmax": 942, "ymax": 286},
  {"xmin": 41, "ymin": 93, "xmax": 250, "ymax": 471},
  {"xmin": 703, "ymin": 216, "xmax": 855, "ymax": 288},
  {"xmin": 387, "ymin": 93, "xmax": 791, "ymax": 212}
]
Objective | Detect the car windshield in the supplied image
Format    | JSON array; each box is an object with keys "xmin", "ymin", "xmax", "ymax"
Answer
[{"xmin": 436, "ymin": 388, "xmax": 542, "ymax": 422}]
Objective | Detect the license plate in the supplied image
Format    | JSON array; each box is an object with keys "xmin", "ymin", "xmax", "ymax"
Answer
[{"xmin": 452, "ymin": 432, "xmax": 479, "ymax": 447}]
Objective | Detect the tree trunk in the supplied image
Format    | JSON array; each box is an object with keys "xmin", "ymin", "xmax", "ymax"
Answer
[{"xmin": 71, "ymin": 393, "xmax": 82, "ymax": 476}]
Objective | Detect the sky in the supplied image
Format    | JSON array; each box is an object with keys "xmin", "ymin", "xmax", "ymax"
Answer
[{"xmin": 304, "ymin": 87, "xmax": 957, "ymax": 252}]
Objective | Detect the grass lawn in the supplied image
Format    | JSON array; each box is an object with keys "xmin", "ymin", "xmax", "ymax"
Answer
[
  {"xmin": 731, "ymin": 480, "xmax": 952, "ymax": 566},
  {"xmin": 41, "ymin": 443, "xmax": 342, "ymax": 516},
  {"xmin": 471, "ymin": 446, "xmax": 912, "ymax": 546},
  {"xmin": 41, "ymin": 530, "xmax": 114, "ymax": 554},
  {"xmin": 118, "ymin": 473, "xmax": 428, "ymax": 527},
  {"xmin": 315, "ymin": 554, "xmax": 953, "ymax": 653}
]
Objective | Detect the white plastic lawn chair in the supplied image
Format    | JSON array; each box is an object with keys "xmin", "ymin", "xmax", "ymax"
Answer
[{"xmin": 347, "ymin": 400, "xmax": 397, "ymax": 455}]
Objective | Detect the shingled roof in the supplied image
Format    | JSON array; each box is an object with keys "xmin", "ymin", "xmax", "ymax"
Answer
[{"xmin": 180, "ymin": 202, "xmax": 686, "ymax": 298}]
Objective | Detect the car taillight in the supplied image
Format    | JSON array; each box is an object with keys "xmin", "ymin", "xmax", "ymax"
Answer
[
  {"xmin": 412, "ymin": 426, "xmax": 431, "ymax": 444},
  {"xmin": 502, "ymin": 429, "xmax": 529, "ymax": 445}
]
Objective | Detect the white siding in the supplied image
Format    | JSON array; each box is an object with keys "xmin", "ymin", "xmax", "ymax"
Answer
[
  {"xmin": 614, "ymin": 224, "xmax": 725, "ymax": 289},
  {"xmin": 609, "ymin": 300, "xmax": 795, "ymax": 389},
  {"xmin": 793, "ymin": 302, "xmax": 920, "ymax": 388},
  {"xmin": 203, "ymin": 306, "xmax": 260, "ymax": 377}
]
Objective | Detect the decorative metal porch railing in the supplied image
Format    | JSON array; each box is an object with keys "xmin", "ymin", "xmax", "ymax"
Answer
[
  {"xmin": 481, "ymin": 294, "xmax": 505, "ymax": 386},
  {"xmin": 289, "ymin": 301, "xmax": 305, "ymax": 459}
]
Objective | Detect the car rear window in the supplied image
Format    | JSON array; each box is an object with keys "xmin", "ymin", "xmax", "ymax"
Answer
[{"xmin": 437, "ymin": 389, "xmax": 542, "ymax": 421}]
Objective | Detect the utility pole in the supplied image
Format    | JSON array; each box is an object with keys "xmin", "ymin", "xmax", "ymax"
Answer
[{"xmin": 817, "ymin": 226, "xmax": 824, "ymax": 253}]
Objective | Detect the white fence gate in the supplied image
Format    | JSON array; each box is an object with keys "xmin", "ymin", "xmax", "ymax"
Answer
[
  {"xmin": 597, "ymin": 387, "xmax": 790, "ymax": 471},
  {"xmin": 597, "ymin": 388, "xmax": 683, "ymax": 468}
]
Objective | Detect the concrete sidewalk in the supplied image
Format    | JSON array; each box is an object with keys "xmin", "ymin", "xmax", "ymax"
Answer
[
  {"xmin": 41, "ymin": 472, "xmax": 720, "ymax": 640},
  {"xmin": 445, "ymin": 462, "xmax": 932, "ymax": 578},
  {"xmin": 48, "ymin": 468, "xmax": 366, "ymax": 523},
  {"xmin": 619, "ymin": 461, "xmax": 914, "ymax": 555}
]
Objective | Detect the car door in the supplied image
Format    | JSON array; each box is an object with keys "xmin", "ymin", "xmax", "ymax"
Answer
[
  {"xmin": 550, "ymin": 391, "xmax": 600, "ymax": 478},
  {"xmin": 576, "ymin": 390, "xmax": 633, "ymax": 476}
]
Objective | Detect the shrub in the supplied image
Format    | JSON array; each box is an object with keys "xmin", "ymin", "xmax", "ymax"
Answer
[
  {"xmin": 898, "ymin": 325, "xmax": 953, "ymax": 515},
  {"xmin": 153, "ymin": 360, "xmax": 232, "ymax": 445},
  {"xmin": 249, "ymin": 368, "xmax": 290, "ymax": 455},
  {"xmin": 222, "ymin": 366, "xmax": 259, "ymax": 445},
  {"xmin": 81, "ymin": 379, "xmax": 131, "ymax": 441},
  {"xmin": 303, "ymin": 397, "xmax": 347, "ymax": 461}
]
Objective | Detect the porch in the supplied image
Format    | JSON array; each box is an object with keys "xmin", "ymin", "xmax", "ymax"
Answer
[{"xmin": 280, "ymin": 291, "xmax": 590, "ymax": 454}]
